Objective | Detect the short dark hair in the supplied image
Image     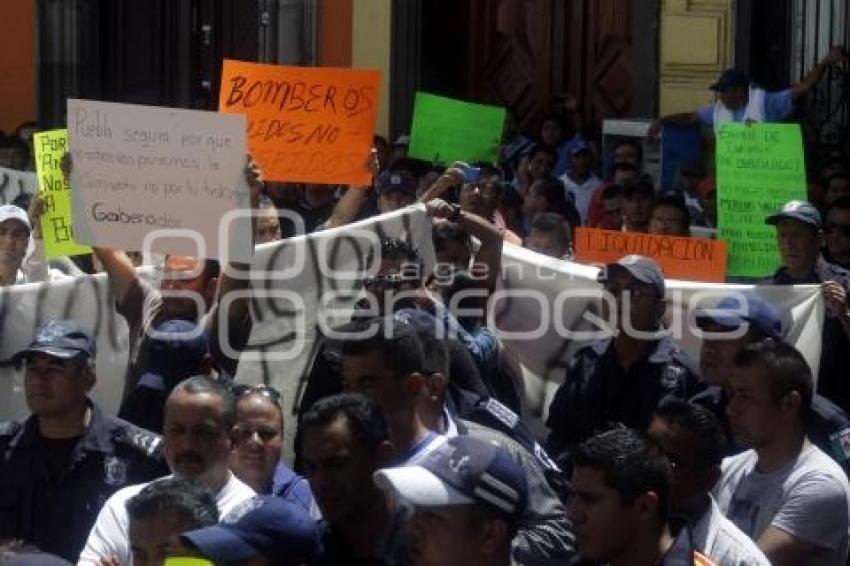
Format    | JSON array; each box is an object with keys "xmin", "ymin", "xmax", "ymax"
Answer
[
  {"xmin": 432, "ymin": 222, "xmax": 473, "ymax": 257},
  {"xmin": 602, "ymin": 183, "xmax": 625, "ymax": 200},
  {"xmin": 612, "ymin": 139, "xmax": 644, "ymax": 163},
  {"xmin": 825, "ymin": 195, "xmax": 850, "ymax": 216},
  {"xmin": 530, "ymin": 212, "xmax": 571, "ymax": 243},
  {"xmin": 340, "ymin": 317, "xmax": 426, "ymax": 379},
  {"xmin": 163, "ymin": 255, "xmax": 220, "ymax": 281},
  {"xmin": 653, "ymin": 399, "xmax": 725, "ymax": 469},
  {"xmin": 651, "ymin": 195, "xmax": 691, "ymax": 227},
  {"xmin": 380, "ymin": 237, "xmax": 421, "ymax": 265},
  {"xmin": 612, "ymin": 162, "xmax": 640, "ymax": 176},
  {"xmin": 573, "ymin": 428, "xmax": 671, "ymax": 523},
  {"xmin": 172, "ymin": 375, "xmax": 236, "ymax": 429},
  {"xmin": 540, "ymin": 113, "xmax": 566, "ymax": 131},
  {"xmin": 734, "ymin": 339, "xmax": 814, "ymax": 418},
  {"xmin": 300, "ymin": 393, "xmax": 389, "ymax": 453},
  {"xmin": 531, "ymin": 178, "xmax": 568, "ymax": 209},
  {"xmin": 623, "ymin": 177, "xmax": 655, "ymax": 200},
  {"xmin": 126, "ymin": 477, "xmax": 219, "ymax": 529},
  {"xmin": 528, "ymin": 144, "xmax": 558, "ymax": 164}
]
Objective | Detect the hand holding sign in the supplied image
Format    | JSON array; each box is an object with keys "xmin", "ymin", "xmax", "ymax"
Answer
[{"xmin": 219, "ymin": 60, "xmax": 380, "ymax": 186}]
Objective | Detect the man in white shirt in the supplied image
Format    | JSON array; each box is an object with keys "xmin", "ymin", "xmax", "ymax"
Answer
[
  {"xmin": 714, "ymin": 339, "xmax": 850, "ymax": 566},
  {"xmin": 559, "ymin": 141, "xmax": 601, "ymax": 225},
  {"xmin": 648, "ymin": 398, "xmax": 770, "ymax": 565},
  {"xmin": 78, "ymin": 375, "xmax": 255, "ymax": 564}
]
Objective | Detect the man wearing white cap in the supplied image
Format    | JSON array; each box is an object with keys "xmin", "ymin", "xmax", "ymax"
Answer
[
  {"xmin": 375, "ymin": 435, "xmax": 525, "ymax": 566},
  {"xmin": 0, "ymin": 204, "xmax": 33, "ymax": 286}
]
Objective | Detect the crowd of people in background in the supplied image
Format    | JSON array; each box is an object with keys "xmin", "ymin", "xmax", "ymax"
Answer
[{"xmin": 2, "ymin": 54, "xmax": 850, "ymax": 565}]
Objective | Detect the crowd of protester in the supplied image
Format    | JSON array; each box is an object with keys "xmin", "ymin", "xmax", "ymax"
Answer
[{"xmin": 3, "ymin": 56, "xmax": 850, "ymax": 565}]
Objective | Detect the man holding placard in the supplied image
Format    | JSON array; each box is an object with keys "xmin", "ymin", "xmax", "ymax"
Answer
[{"xmin": 766, "ymin": 200, "xmax": 850, "ymax": 414}]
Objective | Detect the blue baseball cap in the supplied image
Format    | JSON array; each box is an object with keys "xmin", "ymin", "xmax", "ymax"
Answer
[
  {"xmin": 16, "ymin": 320, "xmax": 96, "ymax": 361},
  {"xmin": 598, "ymin": 255, "xmax": 666, "ymax": 296},
  {"xmin": 710, "ymin": 69, "xmax": 751, "ymax": 92},
  {"xmin": 376, "ymin": 171, "xmax": 418, "ymax": 197},
  {"xmin": 137, "ymin": 319, "xmax": 208, "ymax": 391},
  {"xmin": 765, "ymin": 200, "xmax": 822, "ymax": 230},
  {"xmin": 181, "ymin": 496, "xmax": 321, "ymax": 565},
  {"xmin": 570, "ymin": 140, "xmax": 594, "ymax": 156},
  {"xmin": 374, "ymin": 436, "xmax": 527, "ymax": 521},
  {"xmin": 696, "ymin": 292, "xmax": 783, "ymax": 339}
]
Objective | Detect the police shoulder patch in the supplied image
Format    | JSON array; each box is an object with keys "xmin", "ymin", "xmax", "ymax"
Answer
[
  {"xmin": 829, "ymin": 428, "xmax": 850, "ymax": 462},
  {"xmin": 660, "ymin": 365, "xmax": 685, "ymax": 389},
  {"xmin": 0, "ymin": 421, "xmax": 22, "ymax": 437},
  {"xmin": 113, "ymin": 424, "xmax": 163, "ymax": 458}
]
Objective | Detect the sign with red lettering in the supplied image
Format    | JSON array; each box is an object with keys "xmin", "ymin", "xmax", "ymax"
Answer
[
  {"xmin": 574, "ymin": 227, "xmax": 728, "ymax": 283},
  {"xmin": 219, "ymin": 59, "xmax": 380, "ymax": 186}
]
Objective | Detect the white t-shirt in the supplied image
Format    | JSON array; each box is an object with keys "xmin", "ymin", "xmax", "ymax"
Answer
[
  {"xmin": 77, "ymin": 472, "xmax": 254, "ymax": 565},
  {"xmin": 715, "ymin": 444, "xmax": 850, "ymax": 566},
  {"xmin": 559, "ymin": 173, "xmax": 602, "ymax": 225}
]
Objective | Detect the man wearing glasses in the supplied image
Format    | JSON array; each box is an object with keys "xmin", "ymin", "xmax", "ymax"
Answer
[{"xmin": 546, "ymin": 255, "xmax": 702, "ymax": 468}]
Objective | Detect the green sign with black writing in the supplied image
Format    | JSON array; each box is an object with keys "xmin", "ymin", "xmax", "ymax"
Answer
[
  {"xmin": 716, "ymin": 123, "xmax": 807, "ymax": 278},
  {"xmin": 33, "ymin": 128, "xmax": 92, "ymax": 258},
  {"xmin": 408, "ymin": 92, "xmax": 505, "ymax": 165}
]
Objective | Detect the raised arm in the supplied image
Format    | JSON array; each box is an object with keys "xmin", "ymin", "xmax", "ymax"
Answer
[
  {"xmin": 417, "ymin": 164, "xmax": 465, "ymax": 204},
  {"xmin": 647, "ymin": 112, "xmax": 701, "ymax": 138},
  {"xmin": 791, "ymin": 46, "xmax": 847, "ymax": 100}
]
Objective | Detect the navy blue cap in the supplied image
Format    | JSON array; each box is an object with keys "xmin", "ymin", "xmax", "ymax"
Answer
[
  {"xmin": 16, "ymin": 320, "xmax": 96, "ymax": 361},
  {"xmin": 374, "ymin": 436, "xmax": 528, "ymax": 521},
  {"xmin": 710, "ymin": 69, "xmax": 751, "ymax": 92},
  {"xmin": 181, "ymin": 496, "xmax": 321, "ymax": 565},
  {"xmin": 376, "ymin": 171, "xmax": 418, "ymax": 197},
  {"xmin": 137, "ymin": 319, "xmax": 208, "ymax": 391},
  {"xmin": 696, "ymin": 292, "xmax": 783, "ymax": 339},
  {"xmin": 570, "ymin": 140, "xmax": 594, "ymax": 156},
  {"xmin": 765, "ymin": 200, "xmax": 822, "ymax": 229}
]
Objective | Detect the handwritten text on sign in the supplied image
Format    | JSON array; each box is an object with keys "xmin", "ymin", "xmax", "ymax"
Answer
[
  {"xmin": 716, "ymin": 123, "xmax": 806, "ymax": 278},
  {"xmin": 33, "ymin": 129, "xmax": 91, "ymax": 258},
  {"xmin": 574, "ymin": 227, "xmax": 728, "ymax": 283},
  {"xmin": 67, "ymin": 99, "xmax": 250, "ymax": 262},
  {"xmin": 219, "ymin": 59, "xmax": 379, "ymax": 186}
]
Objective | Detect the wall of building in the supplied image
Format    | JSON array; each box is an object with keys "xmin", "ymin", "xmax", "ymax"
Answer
[
  {"xmin": 0, "ymin": 0, "xmax": 36, "ymax": 133},
  {"xmin": 317, "ymin": 0, "xmax": 352, "ymax": 67},
  {"xmin": 658, "ymin": 0, "xmax": 734, "ymax": 115},
  {"xmin": 351, "ymin": 0, "xmax": 391, "ymax": 137}
]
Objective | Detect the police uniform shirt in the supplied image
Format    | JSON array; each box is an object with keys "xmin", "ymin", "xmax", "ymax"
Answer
[
  {"xmin": 771, "ymin": 258, "xmax": 850, "ymax": 414},
  {"xmin": 547, "ymin": 335, "xmax": 703, "ymax": 462},
  {"xmin": 0, "ymin": 402, "xmax": 166, "ymax": 561}
]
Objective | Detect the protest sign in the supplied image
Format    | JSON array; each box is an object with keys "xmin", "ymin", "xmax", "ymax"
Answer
[
  {"xmin": 716, "ymin": 123, "xmax": 807, "ymax": 277},
  {"xmin": 67, "ymin": 99, "xmax": 251, "ymax": 262},
  {"xmin": 0, "ymin": 207, "xmax": 823, "ymax": 463},
  {"xmin": 573, "ymin": 227, "xmax": 728, "ymax": 282},
  {"xmin": 33, "ymin": 129, "xmax": 92, "ymax": 258},
  {"xmin": 0, "ymin": 165, "xmax": 37, "ymax": 205},
  {"xmin": 408, "ymin": 92, "xmax": 506, "ymax": 165},
  {"xmin": 219, "ymin": 59, "xmax": 380, "ymax": 186}
]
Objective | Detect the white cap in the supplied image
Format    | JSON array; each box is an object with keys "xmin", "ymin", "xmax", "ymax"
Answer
[
  {"xmin": 0, "ymin": 205, "xmax": 31, "ymax": 231},
  {"xmin": 374, "ymin": 466, "xmax": 473, "ymax": 508}
]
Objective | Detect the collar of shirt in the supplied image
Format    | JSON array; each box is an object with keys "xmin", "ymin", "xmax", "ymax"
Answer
[{"xmin": 16, "ymin": 400, "xmax": 113, "ymax": 454}]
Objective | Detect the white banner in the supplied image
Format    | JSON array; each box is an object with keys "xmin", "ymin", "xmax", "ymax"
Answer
[
  {"xmin": 0, "ymin": 206, "xmax": 823, "ymax": 448},
  {"xmin": 0, "ymin": 165, "xmax": 38, "ymax": 205}
]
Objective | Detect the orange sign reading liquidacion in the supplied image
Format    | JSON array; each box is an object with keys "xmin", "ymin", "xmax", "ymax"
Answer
[
  {"xmin": 219, "ymin": 59, "xmax": 380, "ymax": 185},
  {"xmin": 574, "ymin": 227, "xmax": 728, "ymax": 283}
]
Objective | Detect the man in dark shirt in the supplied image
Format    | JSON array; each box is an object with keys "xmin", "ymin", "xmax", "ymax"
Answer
[
  {"xmin": 546, "ymin": 255, "xmax": 702, "ymax": 466},
  {"xmin": 765, "ymin": 200, "xmax": 850, "ymax": 413},
  {"xmin": 0, "ymin": 320, "xmax": 165, "ymax": 561}
]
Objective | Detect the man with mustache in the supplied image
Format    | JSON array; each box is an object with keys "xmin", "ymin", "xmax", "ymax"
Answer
[{"xmin": 78, "ymin": 375, "xmax": 255, "ymax": 564}]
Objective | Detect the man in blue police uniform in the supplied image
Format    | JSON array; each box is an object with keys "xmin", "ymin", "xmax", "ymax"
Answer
[
  {"xmin": 691, "ymin": 292, "xmax": 850, "ymax": 474},
  {"xmin": 546, "ymin": 255, "xmax": 702, "ymax": 467},
  {"xmin": 0, "ymin": 320, "xmax": 166, "ymax": 561},
  {"xmin": 766, "ymin": 200, "xmax": 850, "ymax": 414}
]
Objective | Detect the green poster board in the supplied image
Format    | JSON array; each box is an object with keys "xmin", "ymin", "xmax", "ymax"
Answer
[
  {"xmin": 407, "ymin": 92, "xmax": 506, "ymax": 165},
  {"xmin": 34, "ymin": 129, "xmax": 91, "ymax": 258},
  {"xmin": 716, "ymin": 123, "xmax": 807, "ymax": 277}
]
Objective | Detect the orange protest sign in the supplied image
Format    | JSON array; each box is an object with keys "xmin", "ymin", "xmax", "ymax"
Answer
[
  {"xmin": 219, "ymin": 59, "xmax": 380, "ymax": 185},
  {"xmin": 573, "ymin": 227, "xmax": 728, "ymax": 283}
]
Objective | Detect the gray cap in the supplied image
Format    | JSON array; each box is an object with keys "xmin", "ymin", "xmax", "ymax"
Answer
[
  {"xmin": 765, "ymin": 200, "xmax": 822, "ymax": 229},
  {"xmin": 598, "ymin": 255, "xmax": 665, "ymax": 295},
  {"xmin": 0, "ymin": 204, "xmax": 31, "ymax": 231}
]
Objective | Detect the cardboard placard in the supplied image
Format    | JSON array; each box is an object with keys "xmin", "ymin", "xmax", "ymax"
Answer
[
  {"xmin": 67, "ymin": 99, "xmax": 250, "ymax": 262},
  {"xmin": 407, "ymin": 92, "xmax": 505, "ymax": 165},
  {"xmin": 716, "ymin": 123, "xmax": 807, "ymax": 277},
  {"xmin": 219, "ymin": 59, "xmax": 380, "ymax": 185},
  {"xmin": 574, "ymin": 227, "xmax": 728, "ymax": 283}
]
